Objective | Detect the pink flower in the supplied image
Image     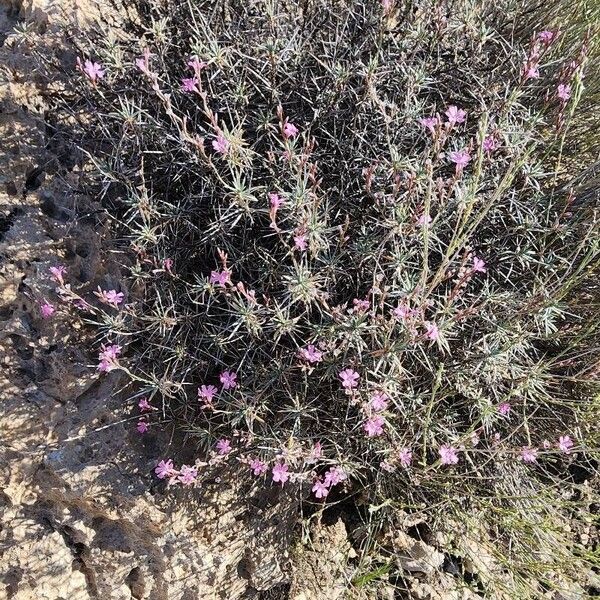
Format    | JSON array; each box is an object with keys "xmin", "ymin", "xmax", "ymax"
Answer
[
  {"xmin": 96, "ymin": 288, "xmax": 124, "ymax": 306},
  {"xmin": 339, "ymin": 368, "xmax": 360, "ymax": 390},
  {"xmin": 210, "ymin": 270, "xmax": 231, "ymax": 287},
  {"xmin": 482, "ymin": 136, "xmax": 498, "ymax": 153},
  {"xmin": 163, "ymin": 258, "xmax": 174, "ymax": 273},
  {"xmin": 363, "ymin": 415, "xmax": 385, "ymax": 437},
  {"xmin": 439, "ymin": 445, "xmax": 459, "ymax": 465},
  {"xmin": 524, "ymin": 64, "xmax": 540, "ymax": 80},
  {"xmin": 557, "ymin": 84, "xmax": 572, "ymax": 102},
  {"xmin": 353, "ymin": 298, "xmax": 370, "ymax": 313},
  {"xmin": 136, "ymin": 420, "xmax": 149, "ymax": 434},
  {"xmin": 181, "ymin": 77, "xmax": 199, "ymax": 92},
  {"xmin": 448, "ymin": 149, "xmax": 471, "ymax": 170},
  {"xmin": 216, "ymin": 438, "xmax": 232, "ymax": 455},
  {"xmin": 393, "ymin": 303, "xmax": 414, "ymax": 320},
  {"xmin": 219, "ymin": 370, "xmax": 237, "ymax": 390},
  {"xmin": 370, "ymin": 392, "xmax": 388, "ymax": 412},
  {"xmin": 212, "ymin": 134, "xmax": 230, "ymax": 155},
  {"xmin": 49, "ymin": 265, "xmax": 67, "ymax": 284},
  {"xmin": 293, "ymin": 234, "xmax": 307, "ymax": 251},
  {"xmin": 249, "ymin": 459, "xmax": 268, "ymax": 476},
  {"xmin": 155, "ymin": 459, "xmax": 177, "ymax": 479},
  {"xmin": 398, "ymin": 447, "xmax": 412, "ymax": 468},
  {"xmin": 138, "ymin": 397, "xmax": 156, "ymax": 412},
  {"xmin": 135, "ymin": 49, "xmax": 154, "ymax": 76},
  {"xmin": 520, "ymin": 447, "xmax": 538, "ymax": 463},
  {"xmin": 97, "ymin": 344, "xmax": 122, "ymax": 373},
  {"xmin": 283, "ymin": 121, "xmax": 299, "ymax": 138},
  {"xmin": 472, "ymin": 256, "xmax": 487, "ymax": 273},
  {"xmin": 424, "ymin": 321, "xmax": 440, "ymax": 342},
  {"xmin": 538, "ymin": 30, "xmax": 558, "ymax": 45},
  {"xmin": 416, "ymin": 213, "xmax": 432, "ymax": 227},
  {"xmin": 558, "ymin": 435, "xmax": 574, "ymax": 454},
  {"xmin": 419, "ymin": 116, "xmax": 439, "ymax": 133},
  {"xmin": 445, "ymin": 106, "xmax": 467, "ymax": 125},
  {"xmin": 299, "ymin": 344, "xmax": 323, "ymax": 364},
  {"xmin": 188, "ymin": 56, "xmax": 207, "ymax": 74},
  {"xmin": 198, "ymin": 384, "xmax": 218, "ymax": 404},
  {"xmin": 272, "ymin": 461, "xmax": 289, "ymax": 485},
  {"xmin": 312, "ymin": 479, "xmax": 329, "ymax": 499},
  {"xmin": 498, "ymin": 402, "xmax": 511, "ymax": 416},
  {"xmin": 178, "ymin": 464, "xmax": 198, "ymax": 485},
  {"xmin": 323, "ymin": 466, "xmax": 347, "ymax": 487},
  {"xmin": 269, "ymin": 192, "xmax": 284, "ymax": 209},
  {"xmin": 40, "ymin": 301, "xmax": 55, "ymax": 319},
  {"xmin": 82, "ymin": 59, "xmax": 105, "ymax": 83}
]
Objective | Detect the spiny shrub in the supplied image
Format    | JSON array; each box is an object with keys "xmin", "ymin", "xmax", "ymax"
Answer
[{"xmin": 60, "ymin": 0, "xmax": 600, "ymax": 596}]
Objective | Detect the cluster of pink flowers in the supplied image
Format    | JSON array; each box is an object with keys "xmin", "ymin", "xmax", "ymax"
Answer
[
  {"xmin": 299, "ymin": 344, "xmax": 323, "ymax": 364},
  {"xmin": 197, "ymin": 370, "xmax": 237, "ymax": 409},
  {"xmin": 522, "ymin": 30, "xmax": 558, "ymax": 81},
  {"xmin": 155, "ymin": 459, "xmax": 199, "ymax": 486},
  {"xmin": 311, "ymin": 465, "xmax": 347, "ymax": 499},
  {"xmin": 97, "ymin": 343, "xmax": 122, "ymax": 372}
]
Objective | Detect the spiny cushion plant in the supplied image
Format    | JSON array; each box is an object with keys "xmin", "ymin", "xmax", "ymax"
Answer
[{"xmin": 58, "ymin": 0, "xmax": 600, "ymax": 595}]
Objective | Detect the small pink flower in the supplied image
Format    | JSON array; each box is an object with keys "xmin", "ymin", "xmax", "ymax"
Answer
[
  {"xmin": 416, "ymin": 213, "xmax": 432, "ymax": 227},
  {"xmin": 472, "ymin": 256, "xmax": 487, "ymax": 273},
  {"xmin": 299, "ymin": 344, "xmax": 323, "ymax": 364},
  {"xmin": 283, "ymin": 121, "xmax": 299, "ymax": 139},
  {"xmin": 393, "ymin": 303, "xmax": 414, "ymax": 320},
  {"xmin": 353, "ymin": 298, "xmax": 370, "ymax": 313},
  {"xmin": 136, "ymin": 420, "xmax": 149, "ymax": 434},
  {"xmin": 470, "ymin": 432, "xmax": 480, "ymax": 447},
  {"xmin": 96, "ymin": 288, "xmax": 124, "ymax": 307},
  {"xmin": 49, "ymin": 265, "xmax": 67, "ymax": 284},
  {"xmin": 216, "ymin": 438, "xmax": 232, "ymax": 455},
  {"xmin": 306, "ymin": 441, "xmax": 323, "ymax": 464},
  {"xmin": 558, "ymin": 435, "xmax": 574, "ymax": 454},
  {"xmin": 155, "ymin": 459, "xmax": 177, "ymax": 479},
  {"xmin": 381, "ymin": 0, "xmax": 393, "ymax": 14},
  {"xmin": 249, "ymin": 459, "xmax": 268, "ymax": 476},
  {"xmin": 448, "ymin": 149, "xmax": 471, "ymax": 170},
  {"xmin": 363, "ymin": 415, "xmax": 385, "ymax": 437},
  {"xmin": 538, "ymin": 30, "xmax": 558, "ymax": 45},
  {"xmin": 212, "ymin": 134, "xmax": 230, "ymax": 155},
  {"xmin": 339, "ymin": 368, "xmax": 360, "ymax": 390},
  {"xmin": 293, "ymin": 234, "xmax": 307, "ymax": 251},
  {"xmin": 312, "ymin": 479, "xmax": 329, "ymax": 499},
  {"xmin": 557, "ymin": 84, "xmax": 572, "ymax": 102},
  {"xmin": 424, "ymin": 321, "xmax": 440, "ymax": 342},
  {"xmin": 181, "ymin": 77, "xmax": 199, "ymax": 92},
  {"xmin": 370, "ymin": 392, "xmax": 388, "ymax": 412},
  {"xmin": 524, "ymin": 64, "xmax": 540, "ymax": 80},
  {"xmin": 163, "ymin": 258, "xmax": 174, "ymax": 273},
  {"xmin": 82, "ymin": 59, "xmax": 105, "ymax": 83},
  {"xmin": 498, "ymin": 402, "xmax": 511, "ymax": 416},
  {"xmin": 135, "ymin": 48, "xmax": 153, "ymax": 74},
  {"xmin": 210, "ymin": 270, "xmax": 231, "ymax": 287},
  {"xmin": 198, "ymin": 384, "xmax": 218, "ymax": 404},
  {"xmin": 323, "ymin": 466, "xmax": 347, "ymax": 487},
  {"xmin": 419, "ymin": 116, "xmax": 439, "ymax": 133},
  {"xmin": 272, "ymin": 461, "xmax": 289, "ymax": 485},
  {"xmin": 40, "ymin": 301, "xmax": 55, "ymax": 319},
  {"xmin": 398, "ymin": 447, "xmax": 412, "ymax": 468},
  {"xmin": 482, "ymin": 136, "xmax": 498, "ymax": 153},
  {"xmin": 220, "ymin": 370, "xmax": 237, "ymax": 390},
  {"xmin": 178, "ymin": 464, "xmax": 198, "ymax": 485},
  {"xmin": 439, "ymin": 445, "xmax": 459, "ymax": 465},
  {"xmin": 188, "ymin": 56, "xmax": 207, "ymax": 74},
  {"xmin": 520, "ymin": 447, "xmax": 538, "ymax": 463},
  {"xmin": 445, "ymin": 106, "xmax": 467, "ymax": 125},
  {"xmin": 269, "ymin": 192, "xmax": 284, "ymax": 209},
  {"xmin": 138, "ymin": 397, "xmax": 156, "ymax": 412}
]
